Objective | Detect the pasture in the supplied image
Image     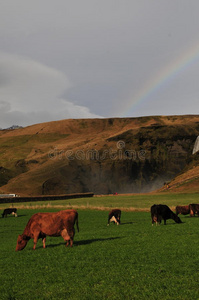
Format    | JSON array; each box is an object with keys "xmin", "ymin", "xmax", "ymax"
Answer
[
  {"xmin": 0, "ymin": 192, "xmax": 199, "ymax": 211},
  {"xmin": 0, "ymin": 194, "xmax": 199, "ymax": 299}
]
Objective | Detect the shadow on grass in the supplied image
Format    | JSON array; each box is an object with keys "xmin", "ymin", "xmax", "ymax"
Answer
[
  {"xmin": 107, "ymin": 221, "xmax": 134, "ymax": 226},
  {"xmin": 120, "ymin": 221, "xmax": 134, "ymax": 225},
  {"xmin": 16, "ymin": 214, "xmax": 27, "ymax": 218},
  {"xmin": 75, "ymin": 236, "xmax": 122, "ymax": 246},
  {"xmin": 35, "ymin": 236, "xmax": 123, "ymax": 249},
  {"xmin": 1, "ymin": 214, "xmax": 26, "ymax": 219},
  {"xmin": 154, "ymin": 222, "xmax": 185, "ymax": 226}
]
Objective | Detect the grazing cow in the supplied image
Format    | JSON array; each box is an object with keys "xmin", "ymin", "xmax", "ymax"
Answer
[
  {"xmin": 176, "ymin": 205, "xmax": 190, "ymax": 216},
  {"xmin": 151, "ymin": 204, "xmax": 182, "ymax": 225},
  {"xmin": 2, "ymin": 208, "xmax": 17, "ymax": 218},
  {"xmin": 189, "ymin": 204, "xmax": 199, "ymax": 217},
  {"xmin": 15, "ymin": 209, "xmax": 79, "ymax": 251},
  {"xmin": 107, "ymin": 209, "xmax": 121, "ymax": 225}
]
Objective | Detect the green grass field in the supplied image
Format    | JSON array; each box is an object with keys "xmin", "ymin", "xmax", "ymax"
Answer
[
  {"xmin": 0, "ymin": 195, "xmax": 199, "ymax": 299},
  {"xmin": 0, "ymin": 192, "xmax": 199, "ymax": 211}
]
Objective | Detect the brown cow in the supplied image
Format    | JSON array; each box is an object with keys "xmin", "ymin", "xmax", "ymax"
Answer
[
  {"xmin": 189, "ymin": 204, "xmax": 199, "ymax": 217},
  {"xmin": 176, "ymin": 205, "xmax": 190, "ymax": 216},
  {"xmin": 15, "ymin": 209, "xmax": 79, "ymax": 251}
]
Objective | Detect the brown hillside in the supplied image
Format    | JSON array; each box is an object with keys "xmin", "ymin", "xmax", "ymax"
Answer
[
  {"xmin": 159, "ymin": 151, "xmax": 199, "ymax": 193},
  {"xmin": 1, "ymin": 115, "xmax": 199, "ymax": 196}
]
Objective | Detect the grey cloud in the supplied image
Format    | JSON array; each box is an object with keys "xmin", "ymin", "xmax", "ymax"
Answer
[
  {"xmin": 0, "ymin": 1, "xmax": 199, "ymax": 127},
  {"xmin": 0, "ymin": 53, "xmax": 101, "ymax": 128},
  {"xmin": 0, "ymin": 101, "xmax": 11, "ymax": 113}
]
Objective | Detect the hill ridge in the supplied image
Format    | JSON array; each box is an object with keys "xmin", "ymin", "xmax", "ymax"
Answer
[{"xmin": 1, "ymin": 115, "xmax": 199, "ymax": 196}]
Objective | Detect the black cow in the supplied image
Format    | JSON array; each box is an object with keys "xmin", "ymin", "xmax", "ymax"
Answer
[
  {"xmin": 151, "ymin": 204, "xmax": 182, "ymax": 225},
  {"xmin": 107, "ymin": 209, "xmax": 121, "ymax": 225},
  {"xmin": 189, "ymin": 204, "xmax": 199, "ymax": 217},
  {"xmin": 2, "ymin": 208, "xmax": 17, "ymax": 218}
]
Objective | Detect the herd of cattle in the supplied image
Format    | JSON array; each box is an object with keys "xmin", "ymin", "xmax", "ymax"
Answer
[
  {"xmin": 1, "ymin": 203, "xmax": 199, "ymax": 251},
  {"xmin": 151, "ymin": 203, "xmax": 199, "ymax": 225}
]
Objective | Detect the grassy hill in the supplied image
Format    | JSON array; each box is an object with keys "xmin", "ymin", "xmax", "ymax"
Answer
[{"xmin": 0, "ymin": 115, "xmax": 199, "ymax": 196}]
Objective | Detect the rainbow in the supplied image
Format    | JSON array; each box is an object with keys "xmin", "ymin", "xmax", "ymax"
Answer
[{"xmin": 120, "ymin": 42, "xmax": 199, "ymax": 117}]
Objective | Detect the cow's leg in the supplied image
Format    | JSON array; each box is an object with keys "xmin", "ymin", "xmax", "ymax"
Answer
[
  {"xmin": 110, "ymin": 216, "xmax": 117, "ymax": 224},
  {"xmin": 69, "ymin": 238, "xmax": 73, "ymax": 247},
  {"xmin": 32, "ymin": 232, "xmax": 40, "ymax": 250},
  {"xmin": 61, "ymin": 229, "xmax": 73, "ymax": 247},
  {"xmin": 33, "ymin": 238, "xmax": 38, "ymax": 250},
  {"xmin": 152, "ymin": 216, "xmax": 157, "ymax": 226},
  {"xmin": 68, "ymin": 228, "xmax": 75, "ymax": 247},
  {"xmin": 42, "ymin": 237, "xmax": 46, "ymax": 249},
  {"xmin": 65, "ymin": 237, "xmax": 74, "ymax": 247},
  {"xmin": 65, "ymin": 238, "xmax": 73, "ymax": 247},
  {"xmin": 158, "ymin": 216, "xmax": 162, "ymax": 225}
]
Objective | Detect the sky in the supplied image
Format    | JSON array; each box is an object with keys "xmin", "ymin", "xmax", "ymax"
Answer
[{"xmin": 1, "ymin": 0, "xmax": 199, "ymax": 128}]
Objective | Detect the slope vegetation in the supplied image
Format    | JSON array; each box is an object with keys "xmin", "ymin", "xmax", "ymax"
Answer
[{"xmin": 0, "ymin": 115, "xmax": 199, "ymax": 196}]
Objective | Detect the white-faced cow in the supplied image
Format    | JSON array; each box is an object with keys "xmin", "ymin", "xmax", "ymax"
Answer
[
  {"xmin": 2, "ymin": 208, "xmax": 17, "ymax": 218},
  {"xmin": 151, "ymin": 204, "xmax": 182, "ymax": 225},
  {"xmin": 107, "ymin": 209, "xmax": 121, "ymax": 225},
  {"xmin": 15, "ymin": 209, "xmax": 79, "ymax": 251}
]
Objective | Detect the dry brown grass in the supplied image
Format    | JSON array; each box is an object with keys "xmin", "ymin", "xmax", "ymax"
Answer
[{"xmin": 0, "ymin": 203, "xmax": 151, "ymax": 212}]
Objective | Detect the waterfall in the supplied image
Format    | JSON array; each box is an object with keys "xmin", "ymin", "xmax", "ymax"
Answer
[{"xmin": 193, "ymin": 136, "xmax": 199, "ymax": 154}]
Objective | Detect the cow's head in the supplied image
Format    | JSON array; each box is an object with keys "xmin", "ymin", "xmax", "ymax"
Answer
[
  {"xmin": 174, "ymin": 215, "xmax": 182, "ymax": 224},
  {"xmin": 116, "ymin": 216, "xmax": 120, "ymax": 224},
  {"xmin": 15, "ymin": 234, "xmax": 29, "ymax": 251}
]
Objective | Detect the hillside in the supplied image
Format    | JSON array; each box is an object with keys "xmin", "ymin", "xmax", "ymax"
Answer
[
  {"xmin": 0, "ymin": 115, "xmax": 199, "ymax": 196},
  {"xmin": 159, "ymin": 151, "xmax": 199, "ymax": 193}
]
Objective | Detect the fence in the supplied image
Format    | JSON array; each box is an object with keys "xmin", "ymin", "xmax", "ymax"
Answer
[{"xmin": 0, "ymin": 192, "xmax": 94, "ymax": 204}]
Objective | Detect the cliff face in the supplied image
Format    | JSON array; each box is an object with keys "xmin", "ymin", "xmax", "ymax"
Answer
[{"xmin": 0, "ymin": 115, "xmax": 199, "ymax": 195}]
